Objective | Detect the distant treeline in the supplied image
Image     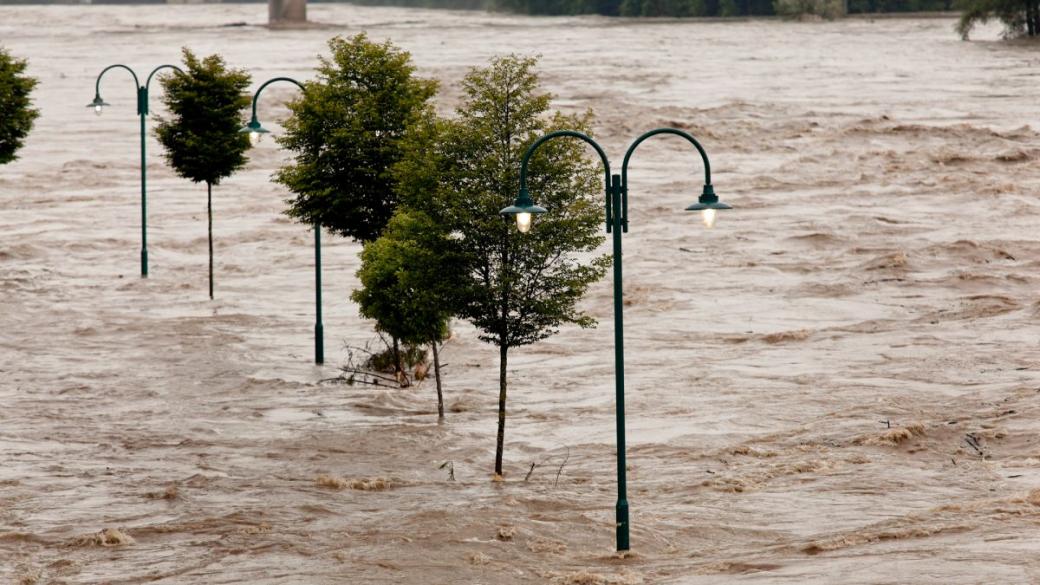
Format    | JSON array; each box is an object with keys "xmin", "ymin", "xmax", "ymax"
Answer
[{"xmin": 346, "ymin": 0, "xmax": 956, "ymax": 15}]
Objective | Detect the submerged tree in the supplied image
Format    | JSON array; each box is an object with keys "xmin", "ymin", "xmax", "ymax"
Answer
[
  {"xmin": 352, "ymin": 209, "xmax": 463, "ymax": 418},
  {"xmin": 0, "ymin": 47, "xmax": 39, "ymax": 165},
  {"xmin": 397, "ymin": 55, "xmax": 609, "ymax": 477},
  {"xmin": 957, "ymin": 0, "xmax": 1040, "ymax": 38},
  {"xmin": 155, "ymin": 49, "xmax": 251, "ymax": 299},
  {"xmin": 276, "ymin": 34, "xmax": 438, "ymax": 243}
]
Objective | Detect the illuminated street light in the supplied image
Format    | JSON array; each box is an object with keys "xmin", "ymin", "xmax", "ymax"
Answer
[
  {"xmin": 502, "ymin": 127, "xmax": 732, "ymax": 552},
  {"xmin": 88, "ymin": 63, "xmax": 183, "ymax": 277}
]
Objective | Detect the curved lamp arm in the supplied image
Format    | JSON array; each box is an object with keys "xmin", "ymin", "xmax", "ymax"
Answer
[
  {"xmin": 622, "ymin": 127, "xmax": 729, "ymax": 229},
  {"xmin": 517, "ymin": 130, "xmax": 613, "ymax": 229},
  {"xmin": 621, "ymin": 127, "xmax": 712, "ymax": 188},
  {"xmin": 620, "ymin": 128, "xmax": 717, "ymax": 230},
  {"xmin": 145, "ymin": 64, "xmax": 183, "ymax": 90},
  {"xmin": 519, "ymin": 129, "xmax": 612, "ymax": 191},
  {"xmin": 248, "ymin": 76, "xmax": 306, "ymax": 125},
  {"xmin": 94, "ymin": 64, "xmax": 140, "ymax": 98}
]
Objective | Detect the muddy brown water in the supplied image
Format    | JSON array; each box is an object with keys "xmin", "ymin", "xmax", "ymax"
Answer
[{"xmin": 1, "ymin": 5, "xmax": 1039, "ymax": 584}]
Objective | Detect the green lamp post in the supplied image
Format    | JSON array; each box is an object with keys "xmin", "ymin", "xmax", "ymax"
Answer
[
  {"xmin": 88, "ymin": 63, "xmax": 183, "ymax": 278},
  {"xmin": 502, "ymin": 128, "xmax": 731, "ymax": 552},
  {"xmin": 239, "ymin": 77, "xmax": 325, "ymax": 365}
]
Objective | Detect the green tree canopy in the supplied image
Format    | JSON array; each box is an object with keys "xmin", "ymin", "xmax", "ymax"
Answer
[
  {"xmin": 396, "ymin": 55, "xmax": 609, "ymax": 476},
  {"xmin": 353, "ymin": 208, "xmax": 462, "ymax": 348},
  {"xmin": 352, "ymin": 209, "xmax": 464, "ymax": 417},
  {"xmin": 0, "ymin": 47, "xmax": 39, "ymax": 166},
  {"xmin": 155, "ymin": 48, "xmax": 252, "ymax": 185},
  {"xmin": 276, "ymin": 34, "xmax": 438, "ymax": 243}
]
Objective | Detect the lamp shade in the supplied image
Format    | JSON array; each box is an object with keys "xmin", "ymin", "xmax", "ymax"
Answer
[
  {"xmin": 239, "ymin": 117, "xmax": 270, "ymax": 135},
  {"xmin": 685, "ymin": 184, "xmax": 732, "ymax": 211},
  {"xmin": 500, "ymin": 187, "xmax": 547, "ymax": 216},
  {"xmin": 86, "ymin": 95, "xmax": 110, "ymax": 109}
]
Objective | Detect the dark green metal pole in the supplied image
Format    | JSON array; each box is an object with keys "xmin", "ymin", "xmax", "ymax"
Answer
[
  {"xmin": 139, "ymin": 107, "xmax": 148, "ymax": 277},
  {"xmin": 515, "ymin": 130, "xmax": 628, "ymax": 550},
  {"xmin": 138, "ymin": 87, "xmax": 148, "ymax": 278},
  {"xmin": 92, "ymin": 64, "xmax": 182, "ymax": 278},
  {"xmin": 139, "ymin": 65, "xmax": 182, "ymax": 277},
  {"xmin": 610, "ymin": 173, "xmax": 629, "ymax": 551},
  {"xmin": 207, "ymin": 181, "xmax": 214, "ymax": 300},
  {"xmin": 314, "ymin": 223, "xmax": 324, "ymax": 364},
  {"xmin": 243, "ymin": 77, "xmax": 322, "ymax": 364}
]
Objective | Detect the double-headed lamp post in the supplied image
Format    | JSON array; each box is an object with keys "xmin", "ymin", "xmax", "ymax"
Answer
[
  {"xmin": 239, "ymin": 77, "xmax": 325, "ymax": 365},
  {"xmin": 501, "ymin": 128, "xmax": 732, "ymax": 552},
  {"xmin": 88, "ymin": 63, "xmax": 183, "ymax": 278}
]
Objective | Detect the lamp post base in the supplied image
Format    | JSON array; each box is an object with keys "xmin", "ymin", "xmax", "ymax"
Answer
[
  {"xmin": 315, "ymin": 322, "xmax": 324, "ymax": 365},
  {"xmin": 616, "ymin": 499, "xmax": 630, "ymax": 551}
]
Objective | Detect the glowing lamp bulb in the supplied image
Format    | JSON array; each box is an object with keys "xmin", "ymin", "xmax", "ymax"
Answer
[
  {"xmin": 94, "ymin": 104, "xmax": 103, "ymax": 116},
  {"xmin": 249, "ymin": 131, "xmax": 260, "ymax": 146},
  {"xmin": 701, "ymin": 208, "xmax": 717, "ymax": 229},
  {"xmin": 516, "ymin": 212, "xmax": 533, "ymax": 234}
]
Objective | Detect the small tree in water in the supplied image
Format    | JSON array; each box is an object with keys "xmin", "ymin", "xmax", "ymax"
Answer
[
  {"xmin": 397, "ymin": 55, "xmax": 609, "ymax": 477},
  {"xmin": 0, "ymin": 47, "xmax": 39, "ymax": 166},
  {"xmin": 155, "ymin": 49, "xmax": 251, "ymax": 299},
  {"xmin": 352, "ymin": 209, "xmax": 463, "ymax": 418},
  {"xmin": 957, "ymin": 0, "xmax": 1040, "ymax": 38}
]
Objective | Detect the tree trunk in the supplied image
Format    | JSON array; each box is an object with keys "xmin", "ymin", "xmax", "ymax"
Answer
[
  {"xmin": 207, "ymin": 181, "xmax": 213, "ymax": 300},
  {"xmin": 392, "ymin": 336, "xmax": 402, "ymax": 378},
  {"xmin": 494, "ymin": 342, "xmax": 507, "ymax": 476},
  {"xmin": 494, "ymin": 226, "xmax": 510, "ymax": 477},
  {"xmin": 432, "ymin": 342, "xmax": 444, "ymax": 420}
]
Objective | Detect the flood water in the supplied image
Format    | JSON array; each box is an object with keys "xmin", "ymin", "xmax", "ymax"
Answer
[{"xmin": 1, "ymin": 5, "xmax": 1039, "ymax": 583}]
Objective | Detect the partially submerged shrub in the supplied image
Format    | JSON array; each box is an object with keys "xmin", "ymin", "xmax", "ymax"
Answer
[
  {"xmin": 363, "ymin": 338, "xmax": 428, "ymax": 375},
  {"xmin": 336, "ymin": 336, "xmax": 430, "ymax": 389}
]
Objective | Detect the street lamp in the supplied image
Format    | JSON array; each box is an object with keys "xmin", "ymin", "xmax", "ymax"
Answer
[
  {"xmin": 88, "ymin": 63, "xmax": 183, "ymax": 278},
  {"xmin": 239, "ymin": 77, "xmax": 325, "ymax": 365},
  {"xmin": 499, "ymin": 186, "xmax": 546, "ymax": 234},
  {"xmin": 501, "ymin": 128, "xmax": 731, "ymax": 552}
]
